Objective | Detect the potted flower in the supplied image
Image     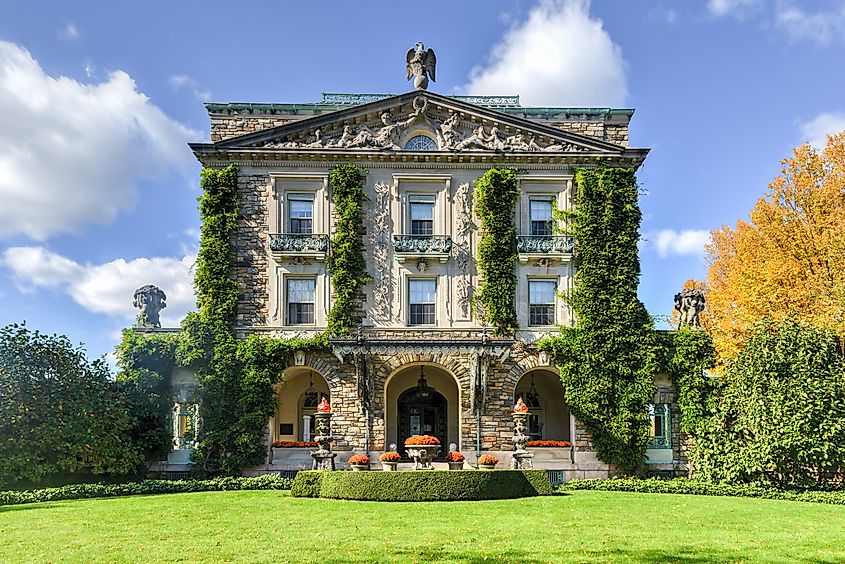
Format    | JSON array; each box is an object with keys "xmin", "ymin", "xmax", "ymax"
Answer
[
  {"xmin": 445, "ymin": 451, "xmax": 465, "ymax": 470},
  {"xmin": 348, "ymin": 454, "xmax": 370, "ymax": 471},
  {"xmin": 477, "ymin": 454, "xmax": 498, "ymax": 470},
  {"xmin": 380, "ymin": 451, "xmax": 401, "ymax": 471},
  {"xmin": 526, "ymin": 440, "xmax": 572, "ymax": 448},
  {"xmin": 404, "ymin": 435, "xmax": 441, "ymax": 470}
]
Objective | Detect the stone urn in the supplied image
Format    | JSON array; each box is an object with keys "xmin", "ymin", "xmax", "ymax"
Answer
[
  {"xmin": 404, "ymin": 444, "xmax": 441, "ymax": 470},
  {"xmin": 478, "ymin": 464, "xmax": 496, "ymax": 470},
  {"xmin": 348, "ymin": 455, "xmax": 370, "ymax": 471},
  {"xmin": 382, "ymin": 462, "xmax": 399, "ymax": 472},
  {"xmin": 447, "ymin": 461, "xmax": 464, "ymax": 470},
  {"xmin": 350, "ymin": 463, "xmax": 369, "ymax": 472},
  {"xmin": 310, "ymin": 397, "xmax": 337, "ymax": 470}
]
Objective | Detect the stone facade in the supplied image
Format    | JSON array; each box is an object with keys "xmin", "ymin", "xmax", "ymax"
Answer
[{"xmin": 181, "ymin": 89, "xmax": 687, "ymax": 477}]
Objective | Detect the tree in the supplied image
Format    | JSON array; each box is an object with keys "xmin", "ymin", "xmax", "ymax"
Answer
[
  {"xmin": 0, "ymin": 324, "xmax": 141, "ymax": 484},
  {"xmin": 706, "ymin": 132, "xmax": 845, "ymax": 360},
  {"xmin": 693, "ymin": 317, "xmax": 845, "ymax": 487}
]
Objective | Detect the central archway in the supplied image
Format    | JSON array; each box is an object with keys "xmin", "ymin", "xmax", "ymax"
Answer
[{"xmin": 385, "ymin": 362, "xmax": 460, "ymax": 455}]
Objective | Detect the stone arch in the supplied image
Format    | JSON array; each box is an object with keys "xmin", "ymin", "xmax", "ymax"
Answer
[
  {"xmin": 273, "ymin": 365, "xmax": 331, "ymax": 443},
  {"xmin": 512, "ymin": 367, "xmax": 570, "ymax": 442}
]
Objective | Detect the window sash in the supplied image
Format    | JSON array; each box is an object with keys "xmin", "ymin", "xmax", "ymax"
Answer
[
  {"xmin": 529, "ymin": 281, "xmax": 556, "ymax": 305},
  {"xmin": 529, "ymin": 305, "xmax": 554, "ymax": 326},
  {"xmin": 409, "ymin": 304, "xmax": 435, "ymax": 325},
  {"xmin": 288, "ymin": 198, "xmax": 314, "ymax": 234},
  {"xmin": 288, "ymin": 303, "xmax": 315, "ymax": 325},
  {"xmin": 409, "ymin": 279, "xmax": 436, "ymax": 325},
  {"xmin": 530, "ymin": 199, "xmax": 553, "ymax": 236}
]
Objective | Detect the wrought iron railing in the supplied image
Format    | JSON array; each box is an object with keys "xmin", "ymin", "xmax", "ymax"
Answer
[
  {"xmin": 269, "ymin": 233, "xmax": 329, "ymax": 253},
  {"xmin": 517, "ymin": 235, "xmax": 574, "ymax": 254},
  {"xmin": 393, "ymin": 234, "xmax": 453, "ymax": 254}
]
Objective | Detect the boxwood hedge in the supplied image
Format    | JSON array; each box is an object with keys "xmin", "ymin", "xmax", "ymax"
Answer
[
  {"xmin": 562, "ymin": 478, "xmax": 845, "ymax": 505},
  {"xmin": 0, "ymin": 475, "xmax": 292, "ymax": 507},
  {"xmin": 291, "ymin": 469, "xmax": 553, "ymax": 501}
]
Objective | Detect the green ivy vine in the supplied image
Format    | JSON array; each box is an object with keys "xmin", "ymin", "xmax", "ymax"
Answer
[
  {"xmin": 539, "ymin": 163, "xmax": 658, "ymax": 475},
  {"xmin": 473, "ymin": 167, "xmax": 519, "ymax": 335},
  {"xmin": 658, "ymin": 329, "xmax": 717, "ymax": 437}
]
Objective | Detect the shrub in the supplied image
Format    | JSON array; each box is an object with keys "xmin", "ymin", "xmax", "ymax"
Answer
[
  {"xmin": 526, "ymin": 440, "xmax": 572, "ymax": 448},
  {"xmin": 405, "ymin": 435, "xmax": 440, "ymax": 445},
  {"xmin": 562, "ymin": 477, "xmax": 845, "ymax": 505},
  {"xmin": 446, "ymin": 451, "xmax": 465, "ymax": 462},
  {"xmin": 0, "ymin": 475, "xmax": 292, "ymax": 507},
  {"xmin": 380, "ymin": 452, "xmax": 401, "ymax": 462},
  {"xmin": 477, "ymin": 455, "xmax": 499, "ymax": 466},
  {"xmin": 291, "ymin": 470, "xmax": 553, "ymax": 501},
  {"xmin": 348, "ymin": 455, "xmax": 370, "ymax": 465}
]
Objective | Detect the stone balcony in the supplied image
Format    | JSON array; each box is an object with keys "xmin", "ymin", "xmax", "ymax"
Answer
[
  {"xmin": 393, "ymin": 234, "xmax": 452, "ymax": 263},
  {"xmin": 516, "ymin": 235, "xmax": 574, "ymax": 264},
  {"xmin": 269, "ymin": 233, "xmax": 329, "ymax": 262}
]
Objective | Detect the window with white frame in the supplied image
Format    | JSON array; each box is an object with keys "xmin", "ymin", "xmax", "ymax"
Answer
[
  {"xmin": 286, "ymin": 278, "xmax": 316, "ymax": 325},
  {"xmin": 409, "ymin": 195, "xmax": 435, "ymax": 235},
  {"xmin": 528, "ymin": 280, "xmax": 556, "ymax": 326},
  {"xmin": 529, "ymin": 197, "xmax": 554, "ymax": 236},
  {"xmin": 288, "ymin": 193, "xmax": 314, "ymax": 234},
  {"xmin": 648, "ymin": 403, "xmax": 672, "ymax": 448},
  {"xmin": 408, "ymin": 279, "xmax": 436, "ymax": 325}
]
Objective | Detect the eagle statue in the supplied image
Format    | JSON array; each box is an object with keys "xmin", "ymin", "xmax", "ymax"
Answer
[{"xmin": 406, "ymin": 42, "xmax": 436, "ymax": 90}]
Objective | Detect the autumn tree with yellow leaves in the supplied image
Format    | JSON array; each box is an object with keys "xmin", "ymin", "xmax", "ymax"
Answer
[{"xmin": 706, "ymin": 132, "xmax": 845, "ymax": 360}]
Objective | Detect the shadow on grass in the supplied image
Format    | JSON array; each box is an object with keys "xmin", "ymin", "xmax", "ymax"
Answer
[{"xmin": 0, "ymin": 502, "xmax": 63, "ymax": 513}]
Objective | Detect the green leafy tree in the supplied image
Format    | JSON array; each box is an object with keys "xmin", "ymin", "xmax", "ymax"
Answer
[
  {"xmin": 0, "ymin": 323, "xmax": 141, "ymax": 484},
  {"xmin": 694, "ymin": 317, "xmax": 845, "ymax": 487},
  {"xmin": 539, "ymin": 165, "xmax": 657, "ymax": 474}
]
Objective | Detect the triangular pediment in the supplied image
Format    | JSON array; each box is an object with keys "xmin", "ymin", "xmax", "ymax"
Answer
[{"xmin": 211, "ymin": 91, "xmax": 626, "ymax": 155}]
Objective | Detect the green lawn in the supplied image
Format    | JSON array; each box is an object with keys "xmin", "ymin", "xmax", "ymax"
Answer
[{"xmin": 1, "ymin": 490, "xmax": 843, "ymax": 563}]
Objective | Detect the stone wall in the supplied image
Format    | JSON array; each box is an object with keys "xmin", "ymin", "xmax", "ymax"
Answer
[
  {"xmin": 210, "ymin": 115, "xmax": 296, "ymax": 142},
  {"xmin": 235, "ymin": 175, "xmax": 271, "ymax": 327}
]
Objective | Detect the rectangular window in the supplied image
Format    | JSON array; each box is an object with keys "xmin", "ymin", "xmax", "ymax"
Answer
[
  {"xmin": 288, "ymin": 194, "xmax": 314, "ymax": 234},
  {"xmin": 287, "ymin": 278, "xmax": 315, "ymax": 325},
  {"xmin": 409, "ymin": 279, "xmax": 436, "ymax": 325},
  {"xmin": 648, "ymin": 404, "xmax": 671, "ymax": 448},
  {"xmin": 409, "ymin": 196, "xmax": 435, "ymax": 235},
  {"xmin": 528, "ymin": 280, "xmax": 556, "ymax": 326},
  {"xmin": 529, "ymin": 198, "xmax": 554, "ymax": 236}
]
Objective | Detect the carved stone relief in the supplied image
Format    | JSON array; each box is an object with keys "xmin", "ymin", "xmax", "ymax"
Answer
[
  {"xmin": 453, "ymin": 182, "xmax": 473, "ymax": 318},
  {"xmin": 368, "ymin": 182, "xmax": 392, "ymax": 323}
]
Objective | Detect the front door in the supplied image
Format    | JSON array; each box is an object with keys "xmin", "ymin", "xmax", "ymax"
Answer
[{"xmin": 397, "ymin": 386, "xmax": 447, "ymax": 457}]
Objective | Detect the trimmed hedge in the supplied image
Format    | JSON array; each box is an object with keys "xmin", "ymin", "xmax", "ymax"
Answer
[
  {"xmin": 291, "ymin": 470, "xmax": 553, "ymax": 501},
  {"xmin": 562, "ymin": 478, "xmax": 845, "ymax": 505},
  {"xmin": 0, "ymin": 475, "xmax": 292, "ymax": 507}
]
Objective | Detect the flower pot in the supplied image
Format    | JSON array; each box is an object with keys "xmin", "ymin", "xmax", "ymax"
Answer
[
  {"xmin": 350, "ymin": 463, "xmax": 369, "ymax": 471},
  {"xmin": 478, "ymin": 464, "xmax": 496, "ymax": 470},
  {"xmin": 447, "ymin": 461, "xmax": 464, "ymax": 470},
  {"xmin": 382, "ymin": 462, "xmax": 398, "ymax": 472}
]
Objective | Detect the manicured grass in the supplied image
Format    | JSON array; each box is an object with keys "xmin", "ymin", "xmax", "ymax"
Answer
[{"xmin": 1, "ymin": 490, "xmax": 844, "ymax": 562}]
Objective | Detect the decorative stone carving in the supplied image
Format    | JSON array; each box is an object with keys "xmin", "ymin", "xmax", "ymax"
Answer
[
  {"xmin": 311, "ymin": 398, "xmax": 337, "ymax": 470},
  {"xmin": 392, "ymin": 234, "xmax": 452, "ymax": 254},
  {"xmin": 368, "ymin": 182, "xmax": 392, "ymax": 323},
  {"xmin": 674, "ymin": 288, "xmax": 706, "ymax": 329},
  {"xmin": 269, "ymin": 233, "xmax": 329, "ymax": 253},
  {"xmin": 453, "ymin": 182, "xmax": 473, "ymax": 318},
  {"xmin": 516, "ymin": 235, "xmax": 574, "ymax": 254},
  {"xmin": 406, "ymin": 42, "xmax": 436, "ymax": 90},
  {"xmin": 354, "ymin": 352, "xmax": 375, "ymax": 415},
  {"xmin": 470, "ymin": 352, "xmax": 490, "ymax": 417},
  {"xmin": 133, "ymin": 284, "xmax": 166, "ymax": 328},
  {"xmin": 511, "ymin": 400, "xmax": 534, "ymax": 469}
]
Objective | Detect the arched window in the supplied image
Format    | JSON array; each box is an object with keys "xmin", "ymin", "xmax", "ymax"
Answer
[{"xmin": 404, "ymin": 135, "xmax": 438, "ymax": 151}]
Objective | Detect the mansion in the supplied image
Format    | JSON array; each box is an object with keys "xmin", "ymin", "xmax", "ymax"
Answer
[{"xmin": 156, "ymin": 85, "xmax": 683, "ymax": 479}]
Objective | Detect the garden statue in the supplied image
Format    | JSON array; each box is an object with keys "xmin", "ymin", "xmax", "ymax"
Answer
[
  {"xmin": 674, "ymin": 288, "xmax": 706, "ymax": 329},
  {"xmin": 133, "ymin": 284, "xmax": 167, "ymax": 328},
  {"xmin": 511, "ymin": 396, "xmax": 534, "ymax": 469},
  {"xmin": 406, "ymin": 42, "xmax": 436, "ymax": 90},
  {"xmin": 311, "ymin": 396, "xmax": 337, "ymax": 470}
]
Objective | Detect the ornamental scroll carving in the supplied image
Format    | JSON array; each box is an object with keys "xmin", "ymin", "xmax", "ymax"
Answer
[
  {"xmin": 454, "ymin": 182, "xmax": 473, "ymax": 318},
  {"xmin": 368, "ymin": 182, "xmax": 392, "ymax": 322},
  {"xmin": 469, "ymin": 352, "xmax": 490, "ymax": 417}
]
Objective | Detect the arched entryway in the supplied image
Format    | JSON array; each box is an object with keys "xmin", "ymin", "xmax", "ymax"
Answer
[
  {"xmin": 273, "ymin": 368, "xmax": 330, "ymax": 442},
  {"xmin": 513, "ymin": 369, "xmax": 570, "ymax": 441},
  {"xmin": 385, "ymin": 363, "xmax": 460, "ymax": 456}
]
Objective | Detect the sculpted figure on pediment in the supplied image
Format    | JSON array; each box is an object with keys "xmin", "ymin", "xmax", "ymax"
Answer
[{"xmin": 436, "ymin": 113, "xmax": 464, "ymax": 149}]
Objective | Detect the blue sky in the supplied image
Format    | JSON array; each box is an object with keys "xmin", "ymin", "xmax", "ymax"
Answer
[{"xmin": 2, "ymin": 0, "xmax": 844, "ymax": 363}]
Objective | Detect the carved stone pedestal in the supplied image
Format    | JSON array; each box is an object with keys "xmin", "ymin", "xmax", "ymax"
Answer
[
  {"xmin": 311, "ymin": 408, "xmax": 336, "ymax": 470},
  {"xmin": 511, "ymin": 409, "xmax": 534, "ymax": 469}
]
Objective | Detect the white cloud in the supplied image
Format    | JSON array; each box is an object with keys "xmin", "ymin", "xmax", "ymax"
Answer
[
  {"xmin": 775, "ymin": 2, "xmax": 845, "ymax": 44},
  {"xmin": 168, "ymin": 73, "xmax": 212, "ymax": 101},
  {"xmin": 0, "ymin": 41, "xmax": 201, "ymax": 241},
  {"xmin": 3, "ymin": 246, "xmax": 196, "ymax": 327},
  {"xmin": 707, "ymin": 0, "xmax": 761, "ymax": 17},
  {"xmin": 59, "ymin": 22, "xmax": 81, "ymax": 40},
  {"xmin": 463, "ymin": 0, "xmax": 628, "ymax": 107},
  {"xmin": 799, "ymin": 112, "xmax": 845, "ymax": 148},
  {"xmin": 651, "ymin": 229, "xmax": 711, "ymax": 258}
]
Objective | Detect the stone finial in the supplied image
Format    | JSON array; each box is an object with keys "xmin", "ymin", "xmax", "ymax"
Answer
[
  {"xmin": 406, "ymin": 42, "xmax": 436, "ymax": 90},
  {"xmin": 316, "ymin": 397, "xmax": 331, "ymax": 413},
  {"xmin": 674, "ymin": 288, "xmax": 706, "ymax": 329},
  {"xmin": 133, "ymin": 284, "xmax": 167, "ymax": 328},
  {"xmin": 513, "ymin": 396, "xmax": 529, "ymax": 413}
]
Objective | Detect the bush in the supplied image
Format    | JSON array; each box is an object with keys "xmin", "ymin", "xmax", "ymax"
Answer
[
  {"xmin": 291, "ymin": 470, "xmax": 552, "ymax": 501},
  {"xmin": 0, "ymin": 475, "xmax": 292, "ymax": 506},
  {"xmin": 562, "ymin": 478, "xmax": 845, "ymax": 505}
]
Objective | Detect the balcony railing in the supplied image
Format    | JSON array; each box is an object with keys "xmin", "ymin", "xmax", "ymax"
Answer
[
  {"xmin": 517, "ymin": 235, "xmax": 574, "ymax": 254},
  {"xmin": 393, "ymin": 235, "xmax": 452, "ymax": 263},
  {"xmin": 269, "ymin": 233, "xmax": 329, "ymax": 261}
]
